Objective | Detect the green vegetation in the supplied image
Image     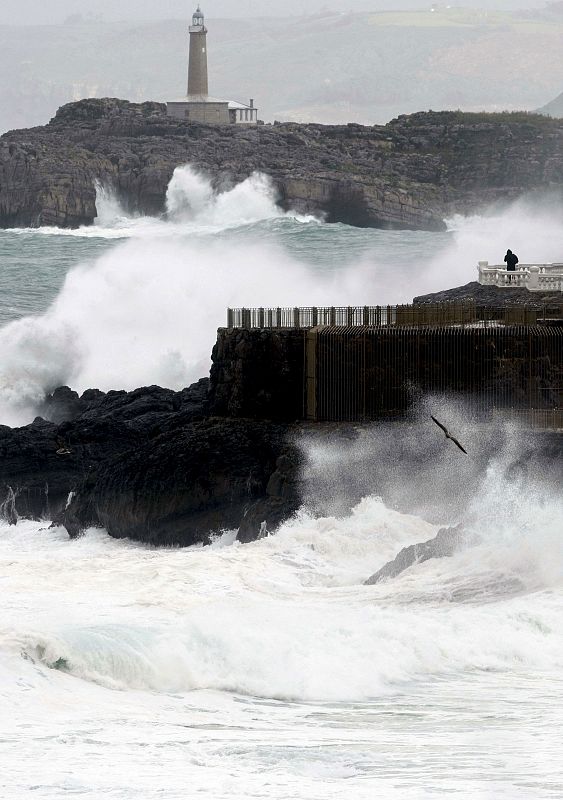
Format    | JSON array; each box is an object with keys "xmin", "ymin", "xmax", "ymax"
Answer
[
  {"xmin": 403, "ymin": 110, "xmax": 560, "ymax": 126},
  {"xmin": 368, "ymin": 9, "xmax": 513, "ymax": 28},
  {"xmin": 368, "ymin": 8, "xmax": 562, "ymax": 31}
]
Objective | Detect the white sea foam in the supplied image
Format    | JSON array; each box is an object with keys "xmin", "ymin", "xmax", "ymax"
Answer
[
  {"xmin": 1, "ymin": 427, "xmax": 561, "ymax": 703},
  {"xmin": 9, "ymin": 166, "xmax": 315, "ymax": 240},
  {"xmin": 1, "ymin": 472, "xmax": 562, "ymax": 800},
  {"xmin": 2, "ymin": 498, "xmax": 562, "ymax": 701}
]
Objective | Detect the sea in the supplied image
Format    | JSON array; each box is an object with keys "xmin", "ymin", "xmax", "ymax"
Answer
[{"xmin": 0, "ymin": 167, "xmax": 562, "ymax": 799}]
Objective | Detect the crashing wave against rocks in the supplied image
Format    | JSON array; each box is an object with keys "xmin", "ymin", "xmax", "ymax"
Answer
[{"xmin": 1, "ymin": 98, "xmax": 563, "ymax": 231}]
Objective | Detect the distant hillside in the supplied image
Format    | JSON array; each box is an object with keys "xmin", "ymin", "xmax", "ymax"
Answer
[
  {"xmin": 537, "ymin": 91, "xmax": 563, "ymax": 118},
  {"xmin": 1, "ymin": 8, "xmax": 563, "ymax": 132}
]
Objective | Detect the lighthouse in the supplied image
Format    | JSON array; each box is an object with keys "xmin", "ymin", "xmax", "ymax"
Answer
[
  {"xmin": 187, "ymin": 6, "xmax": 208, "ymax": 97},
  {"xmin": 167, "ymin": 6, "xmax": 258, "ymax": 125}
]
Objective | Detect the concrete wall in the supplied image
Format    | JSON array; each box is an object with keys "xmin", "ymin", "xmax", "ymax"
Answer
[{"xmin": 166, "ymin": 100, "xmax": 230, "ymax": 124}]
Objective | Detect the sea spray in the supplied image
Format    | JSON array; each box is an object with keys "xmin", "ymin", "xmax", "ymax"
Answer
[
  {"xmin": 1, "ymin": 171, "xmax": 563, "ymax": 427},
  {"xmin": 165, "ymin": 167, "xmax": 287, "ymax": 227}
]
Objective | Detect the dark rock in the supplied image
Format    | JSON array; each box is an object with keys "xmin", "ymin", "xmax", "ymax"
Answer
[
  {"xmin": 0, "ymin": 377, "xmax": 301, "ymax": 546},
  {"xmin": 414, "ymin": 281, "xmax": 563, "ymax": 307},
  {"xmin": 41, "ymin": 386, "xmax": 85, "ymax": 423},
  {"xmin": 237, "ymin": 449, "xmax": 302, "ymax": 543},
  {"xmin": 63, "ymin": 417, "xmax": 301, "ymax": 546},
  {"xmin": 2, "ymin": 101, "xmax": 563, "ymax": 231},
  {"xmin": 0, "ymin": 381, "xmax": 209, "ymax": 526},
  {"xmin": 364, "ymin": 524, "xmax": 481, "ymax": 584}
]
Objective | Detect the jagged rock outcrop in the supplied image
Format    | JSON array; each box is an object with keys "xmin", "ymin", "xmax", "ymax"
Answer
[
  {"xmin": 1, "ymin": 99, "xmax": 563, "ymax": 231},
  {"xmin": 0, "ymin": 382, "xmax": 208, "ymax": 526},
  {"xmin": 0, "ymin": 379, "xmax": 302, "ymax": 545},
  {"xmin": 364, "ymin": 525, "xmax": 481, "ymax": 584}
]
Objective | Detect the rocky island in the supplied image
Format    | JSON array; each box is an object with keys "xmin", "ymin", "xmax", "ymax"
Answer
[{"xmin": 1, "ymin": 98, "xmax": 563, "ymax": 231}]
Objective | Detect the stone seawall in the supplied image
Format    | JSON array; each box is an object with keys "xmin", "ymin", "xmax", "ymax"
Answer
[
  {"xmin": 210, "ymin": 323, "xmax": 563, "ymax": 423},
  {"xmin": 210, "ymin": 328, "xmax": 306, "ymax": 421}
]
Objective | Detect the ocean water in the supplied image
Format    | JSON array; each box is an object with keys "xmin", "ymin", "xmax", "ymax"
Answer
[{"xmin": 1, "ymin": 166, "xmax": 562, "ymax": 798}]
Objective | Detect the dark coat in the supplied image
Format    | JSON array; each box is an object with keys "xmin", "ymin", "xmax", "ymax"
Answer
[{"xmin": 504, "ymin": 250, "xmax": 519, "ymax": 271}]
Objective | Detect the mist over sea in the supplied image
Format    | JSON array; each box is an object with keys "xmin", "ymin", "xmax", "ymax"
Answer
[{"xmin": 1, "ymin": 167, "xmax": 563, "ymax": 799}]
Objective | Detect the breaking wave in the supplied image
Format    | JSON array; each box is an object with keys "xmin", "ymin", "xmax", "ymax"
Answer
[
  {"xmin": 1, "ymin": 169, "xmax": 563, "ymax": 427},
  {"xmin": 1, "ymin": 419, "xmax": 561, "ymax": 702}
]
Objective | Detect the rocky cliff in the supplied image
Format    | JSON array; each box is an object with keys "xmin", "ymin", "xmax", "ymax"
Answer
[{"xmin": 1, "ymin": 99, "xmax": 563, "ymax": 231}]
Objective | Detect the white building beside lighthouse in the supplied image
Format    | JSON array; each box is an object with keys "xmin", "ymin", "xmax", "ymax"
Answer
[{"xmin": 167, "ymin": 6, "xmax": 258, "ymax": 125}]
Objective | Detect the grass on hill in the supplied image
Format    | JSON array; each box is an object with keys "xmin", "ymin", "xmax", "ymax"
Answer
[{"xmin": 368, "ymin": 9, "xmax": 560, "ymax": 31}]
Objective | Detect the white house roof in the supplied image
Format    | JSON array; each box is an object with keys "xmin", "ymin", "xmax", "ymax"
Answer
[{"xmin": 228, "ymin": 100, "xmax": 256, "ymax": 110}]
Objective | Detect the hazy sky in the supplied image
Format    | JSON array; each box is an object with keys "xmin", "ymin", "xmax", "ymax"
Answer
[{"xmin": 0, "ymin": 0, "xmax": 552, "ymax": 25}]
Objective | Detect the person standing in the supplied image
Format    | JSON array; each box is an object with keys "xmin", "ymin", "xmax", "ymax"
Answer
[{"xmin": 504, "ymin": 249, "xmax": 519, "ymax": 273}]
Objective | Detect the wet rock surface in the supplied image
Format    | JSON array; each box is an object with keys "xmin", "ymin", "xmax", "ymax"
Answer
[
  {"xmin": 0, "ymin": 379, "xmax": 302, "ymax": 545},
  {"xmin": 364, "ymin": 524, "xmax": 481, "ymax": 584},
  {"xmin": 2, "ymin": 99, "xmax": 563, "ymax": 231},
  {"xmin": 414, "ymin": 281, "xmax": 563, "ymax": 307}
]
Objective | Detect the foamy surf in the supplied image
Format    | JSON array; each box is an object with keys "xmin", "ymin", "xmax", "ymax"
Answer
[
  {"xmin": 1, "ymin": 458, "xmax": 563, "ymax": 798},
  {"xmin": 9, "ymin": 166, "xmax": 318, "ymax": 241},
  {"xmin": 1, "ymin": 404, "xmax": 562, "ymax": 800},
  {"xmin": 2, "ymin": 445, "xmax": 562, "ymax": 699}
]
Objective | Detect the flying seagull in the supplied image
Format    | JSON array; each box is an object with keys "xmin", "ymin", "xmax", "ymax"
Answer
[{"xmin": 431, "ymin": 416, "xmax": 468, "ymax": 455}]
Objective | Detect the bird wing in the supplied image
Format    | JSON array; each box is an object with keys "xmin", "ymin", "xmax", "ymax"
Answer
[
  {"xmin": 431, "ymin": 416, "xmax": 448, "ymax": 435},
  {"xmin": 450, "ymin": 437, "xmax": 468, "ymax": 455}
]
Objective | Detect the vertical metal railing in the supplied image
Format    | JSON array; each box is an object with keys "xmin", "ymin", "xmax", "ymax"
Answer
[
  {"xmin": 226, "ymin": 304, "xmax": 562, "ymax": 330},
  {"xmin": 305, "ymin": 325, "xmax": 562, "ymax": 423}
]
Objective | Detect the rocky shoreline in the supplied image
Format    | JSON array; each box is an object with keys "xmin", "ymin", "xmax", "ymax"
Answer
[
  {"xmin": 1, "ymin": 99, "xmax": 563, "ymax": 231},
  {"xmin": 0, "ymin": 381, "xmax": 302, "ymax": 546},
  {"xmin": 1, "ymin": 279, "xmax": 561, "ymax": 547},
  {"xmin": 414, "ymin": 281, "xmax": 563, "ymax": 307}
]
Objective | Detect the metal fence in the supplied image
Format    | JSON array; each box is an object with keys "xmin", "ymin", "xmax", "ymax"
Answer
[
  {"xmin": 227, "ymin": 304, "xmax": 563, "ymax": 330},
  {"xmin": 305, "ymin": 325, "xmax": 563, "ymax": 423}
]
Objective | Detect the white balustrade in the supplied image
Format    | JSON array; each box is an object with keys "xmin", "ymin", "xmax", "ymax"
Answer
[{"xmin": 477, "ymin": 261, "xmax": 563, "ymax": 292}]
